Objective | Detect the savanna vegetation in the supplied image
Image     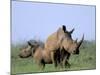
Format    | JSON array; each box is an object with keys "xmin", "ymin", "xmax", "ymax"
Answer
[{"xmin": 11, "ymin": 40, "xmax": 96, "ymax": 74}]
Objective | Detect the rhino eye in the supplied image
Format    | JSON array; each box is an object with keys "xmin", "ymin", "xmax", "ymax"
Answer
[
  {"xmin": 73, "ymin": 50, "xmax": 76, "ymax": 53},
  {"xmin": 24, "ymin": 50, "xmax": 27, "ymax": 53}
]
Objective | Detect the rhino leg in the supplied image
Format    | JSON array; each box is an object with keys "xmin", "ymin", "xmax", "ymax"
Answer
[
  {"xmin": 51, "ymin": 50, "xmax": 61, "ymax": 68},
  {"xmin": 60, "ymin": 48, "xmax": 66, "ymax": 68},
  {"xmin": 62, "ymin": 55, "xmax": 70, "ymax": 68},
  {"xmin": 60, "ymin": 48, "xmax": 71, "ymax": 68},
  {"xmin": 64, "ymin": 53, "xmax": 70, "ymax": 68},
  {"xmin": 51, "ymin": 51, "xmax": 57, "ymax": 68},
  {"xmin": 65, "ymin": 59, "xmax": 70, "ymax": 68},
  {"xmin": 67, "ymin": 53, "xmax": 70, "ymax": 60},
  {"xmin": 54, "ymin": 51, "xmax": 59, "ymax": 68},
  {"xmin": 56, "ymin": 49, "xmax": 61, "ymax": 67},
  {"xmin": 36, "ymin": 59, "xmax": 45, "ymax": 70},
  {"xmin": 41, "ymin": 59, "xmax": 45, "ymax": 70}
]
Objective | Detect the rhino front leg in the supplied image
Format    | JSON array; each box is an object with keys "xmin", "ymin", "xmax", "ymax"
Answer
[
  {"xmin": 36, "ymin": 59, "xmax": 45, "ymax": 70},
  {"xmin": 51, "ymin": 51, "xmax": 58, "ymax": 68},
  {"xmin": 64, "ymin": 53, "xmax": 71, "ymax": 68},
  {"xmin": 65, "ymin": 59, "xmax": 70, "ymax": 68},
  {"xmin": 60, "ymin": 49, "xmax": 71, "ymax": 68}
]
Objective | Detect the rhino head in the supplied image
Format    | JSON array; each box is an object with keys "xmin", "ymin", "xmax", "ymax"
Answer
[
  {"xmin": 19, "ymin": 45, "xmax": 32, "ymax": 58},
  {"xmin": 19, "ymin": 40, "xmax": 39, "ymax": 58},
  {"xmin": 67, "ymin": 34, "xmax": 84, "ymax": 54}
]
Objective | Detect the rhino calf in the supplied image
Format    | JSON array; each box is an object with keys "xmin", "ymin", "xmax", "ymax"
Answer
[
  {"xmin": 27, "ymin": 41, "xmax": 61, "ymax": 69},
  {"xmin": 19, "ymin": 40, "xmax": 60, "ymax": 69}
]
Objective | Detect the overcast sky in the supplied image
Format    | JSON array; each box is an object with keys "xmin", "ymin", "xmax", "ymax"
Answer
[{"xmin": 12, "ymin": 1, "xmax": 96, "ymax": 43}]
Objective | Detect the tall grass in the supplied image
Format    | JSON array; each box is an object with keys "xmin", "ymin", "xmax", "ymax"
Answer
[{"xmin": 11, "ymin": 40, "xmax": 96, "ymax": 74}]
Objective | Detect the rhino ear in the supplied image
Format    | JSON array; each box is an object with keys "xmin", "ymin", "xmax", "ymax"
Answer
[
  {"xmin": 27, "ymin": 41, "xmax": 33, "ymax": 47},
  {"xmin": 69, "ymin": 28, "xmax": 75, "ymax": 34},
  {"xmin": 62, "ymin": 25, "xmax": 66, "ymax": 32}
]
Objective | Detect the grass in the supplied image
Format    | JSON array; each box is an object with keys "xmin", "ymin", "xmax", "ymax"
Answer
[{"xmin": 11, "ymin": 40, "xmax": 96, "ymax": 74}]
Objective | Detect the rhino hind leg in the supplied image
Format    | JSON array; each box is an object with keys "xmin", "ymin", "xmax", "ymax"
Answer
[
  {"xmin": 51, "ymin": 49, "xmax": 60, "ymax": 68},
  {"xmin": 51, "ymin": 51, "xmax": 57, "ymax": 68},
  {"xmin": 54, "ymin": 51, "xmax": 59, "ymax": 68},
  {"xmin": 56, "ymin": 49, "xmax": 61, "ymax": 67}
]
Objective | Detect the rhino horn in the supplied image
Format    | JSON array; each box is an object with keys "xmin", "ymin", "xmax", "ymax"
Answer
[
  {"xmin": 78, "ymin": 34, "xmax": 84, "ymax": 48},
  {"xmin": 69, "ymin": 28, "xmax": 75, "ymax": 34}
]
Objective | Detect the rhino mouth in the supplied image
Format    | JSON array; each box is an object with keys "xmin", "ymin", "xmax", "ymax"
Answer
[
  {"xmin": 73, "ymin": 49, "xmax": 79, "ymax": 55},
  {"xmin": 75, "ymin": 50, "xmax": 79, "ymax": 54}
]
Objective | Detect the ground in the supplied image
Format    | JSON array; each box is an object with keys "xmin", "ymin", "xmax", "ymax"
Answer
[{"xmin": 11, "ymin": 41, "xmax": 96, "ymax": 74}]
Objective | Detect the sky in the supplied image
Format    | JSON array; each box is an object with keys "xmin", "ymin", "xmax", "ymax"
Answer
[{"xmin": 12, "ymin": 1, "xmax": 96, "ymax": 43}]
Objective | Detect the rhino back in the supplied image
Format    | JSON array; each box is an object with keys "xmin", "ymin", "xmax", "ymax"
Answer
[
  {"xmin": 45, "ymin": 27, "xmax": 65, "ymax": 51},
  {"xmin": 45, "ymin": 32, "xmax": 59, "ymax": 51},
  {"xmin": 33, "ymin": 47, "xmax": 43, "ymax": 61}
]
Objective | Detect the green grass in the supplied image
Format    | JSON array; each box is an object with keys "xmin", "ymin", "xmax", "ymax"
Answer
[{"xmin": 11, "ymin": 41, "xmax": 96, "ymax": 74}]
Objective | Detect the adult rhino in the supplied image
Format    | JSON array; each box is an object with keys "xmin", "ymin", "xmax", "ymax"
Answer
[
  {"xmin": 44, "ymin": 25, "xmax": 75, "ymax": 67},
  {"xmin": 45, "ymin": 25, "xmax": 84, "ymax": 68}
]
